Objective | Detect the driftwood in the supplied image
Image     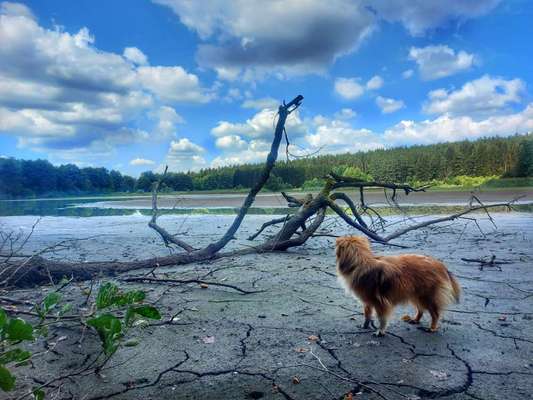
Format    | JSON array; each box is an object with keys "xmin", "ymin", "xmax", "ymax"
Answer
[
  {"xmin": 461, "ymin": 255, "xmax": 514, "ymax": 271},
  {"xmin": 0, "ymin": 95, "xmax": 304, "ymax": 288},
  {"xmin": 0, "ymin": 94, "xmax": 518, "ymax": 288}
]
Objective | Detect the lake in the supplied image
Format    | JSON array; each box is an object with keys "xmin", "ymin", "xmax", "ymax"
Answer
[{"xmin": 1, "ymin": 188, "xmax": 532, "ymax": 217}]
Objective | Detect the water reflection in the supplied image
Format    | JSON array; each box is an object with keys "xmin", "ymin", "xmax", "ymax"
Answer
[{"xmin": 0, "ymin": 198, "xmax": 294, "ymax": 217}]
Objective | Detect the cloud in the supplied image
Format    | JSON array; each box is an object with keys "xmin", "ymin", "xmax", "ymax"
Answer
[
  {"xmin": 0, "ymin": 3, "xmax": 212, "ymax": 164},
  {"xmin": 211, "ymin": 108, "xmax": 305, "ymax": 139},
  {"xmin": 123, "ymin": 47, "xmax": 148, "ymax": 65},
  {"xmin": 0, "ymin": 1, "xmax": 34, "ymax": 19},
  {"xmin": 241, "ymin": 97, "xmax": 279, "ymax": 110},
  {"xmin": 162, "ymin": 138, "xmax": 207, "ymax": 172},
  {"xmin": 402, "ymin": 69, "xmax": 414, "ymax": 79},
  {"xmin": 366, "ymin": 75, "xmax": 384, "ymax": 90},
  {"xmin": 150, "ymin": 106, "xmax": 185, "ymax": 138},
  {"xmin": 334, "ymin": 78, "xmax": 365, "ymax": 100},
  {"xmin": 305, "ymin": 116, "xmax": 384, "ymax": 153},
  {"xmin": 408, "ymin": 45, "xmax": 475, "ymax": 80},
  {"xmin": 154, "ymin": 0, "xmax": 375, "ymax": 79},
  {"xmin": 211, "ymin": 138, "xmax": 272, "ymax": 167},
  {"xmin": 154, "ymin": 0, "xmax": 499, "ymax": 80},
  {"xmin": 423, "ymin": 75, "xmax": 525, "ymax": 116},
  {"xmin": 376, "ymin": 96, "xmax": 405, "ymax": 114},
  {"xmin": 215, "ymin": 135, "xmax": 247, "ymax": 150},
  {"xmin": 334, "ymin": 108, "xmax": 357, "ymax": 120},
  {"xmin": 384, "ymin": 103, "xmax": 533, "ymax": 145},
  {"xmin": 137, "ymin": 66, "xmax": 212, "ymax": 103},
  {"xmin": 130, "ymin": 157, "xmax": 155, "ymax": 166},
  {"xmin": 368, "ymin": 0, "xmax": 501, "ymax": 36}
]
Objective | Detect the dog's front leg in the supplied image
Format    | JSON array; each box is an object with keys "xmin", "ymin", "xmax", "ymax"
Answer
[{"xmin": 363, "ymin": 304, "xmax": 374, "ymax": 329}]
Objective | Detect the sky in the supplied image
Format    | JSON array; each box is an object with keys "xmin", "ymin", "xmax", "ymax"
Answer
[{"xmin": 0, "ymin": 0, "xmax": 532, "ymax": 176}]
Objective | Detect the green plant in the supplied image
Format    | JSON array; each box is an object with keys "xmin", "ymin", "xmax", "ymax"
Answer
[
  {"xmin": 0, "ymin": 308, "xmax": 34, "ymax": 392},
  {"xmin": 1, "ymin": 282, "xmax": 161, "ymax": 397},
  {"xmin": 87, "ymin": 282, "xmax": 161, "ymax": 356}
]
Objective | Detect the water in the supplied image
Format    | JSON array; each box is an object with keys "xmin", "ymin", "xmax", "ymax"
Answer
[{"xmin": 1, "ymin": 190, "xmax": 532, "ymax": 217}]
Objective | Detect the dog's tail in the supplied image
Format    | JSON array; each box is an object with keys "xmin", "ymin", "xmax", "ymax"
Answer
[{"xmin": 447, "ymin": 271, "xmax": 461, "ymax": 303}]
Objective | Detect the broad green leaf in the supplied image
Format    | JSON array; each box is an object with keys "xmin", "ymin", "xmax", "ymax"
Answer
[
  {"xmin": 43, "ymin": 292, "xmax": 61, "ymax": 312},
  {"xmin": 124, "ymin": 307, "xmax": 135, "ymax": 327},
  {"xmin": 4, "ymin": 318, "xmax": 34, "ymax": 341},
  {"xmin": 125, "ymin": 305, "xmax": 161, "ymax": 327},
  {"xmin": 0, "ymin": 365, "xmax": 16, "ymax": 391},
  {"xmin": 115, "ymin": 290, "xmax": 145, "ymax": 306},
  {"xmin": 33, "ymin": 388, "xmax": 45, "ymax": 400},
  {"xmin": 0, "ymin": 309, "xmax": 7, "ymax": 330},
  {"xmin": 87, "ymin": 314, "xmax": 122, "ymax": 355},
  {"xmin": 96, "ymin": 283, "xmax": 119, "ymax": 310},
  {"xmin": 131, "ymin": 305, "xmax": 161, "ymax": 320},
  {"xmin": 0, "ymin": 348, "xmax": 31, "ymax": 364}
]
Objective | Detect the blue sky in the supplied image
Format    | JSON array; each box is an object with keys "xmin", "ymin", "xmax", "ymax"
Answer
[{"xmin": 0, "ymin": 0, "xmax": 532, "ymax": 176}]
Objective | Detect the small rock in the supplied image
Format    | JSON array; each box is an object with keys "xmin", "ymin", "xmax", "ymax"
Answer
[{"xmin": 202, "ymin": 336, "xmax": 215, "ymax": 344}]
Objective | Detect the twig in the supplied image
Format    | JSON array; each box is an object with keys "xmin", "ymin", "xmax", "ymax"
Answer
[{"xmin": 120, "ymin": 276, "xmax": 264, "ymax": 295}]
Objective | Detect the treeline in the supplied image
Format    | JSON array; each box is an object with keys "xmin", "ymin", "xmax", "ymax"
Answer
[
  {"xmin": 0, "ymin": 160, "xmax": 136, "ymax": 198},
  {"xmin": 179, "ymin": 134, "xmax": 533, "ymax": 191},
  {"xmin": 1, "ymin": 134, "xmax": 531, "ymax": 198}
]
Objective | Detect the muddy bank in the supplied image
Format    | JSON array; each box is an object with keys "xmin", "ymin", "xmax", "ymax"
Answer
[{"xmin": 3, "ymin": 212, "xmax": 533, "ymax": 399}]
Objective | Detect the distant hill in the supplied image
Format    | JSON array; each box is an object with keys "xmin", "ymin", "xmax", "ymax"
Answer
[{"xmin": 1, "ymin": 134, "xmax": 531, "ymax": 198}]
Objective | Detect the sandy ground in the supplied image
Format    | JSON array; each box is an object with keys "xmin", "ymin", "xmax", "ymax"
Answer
[
  {"xmin": 76, "ymin": 188, "xmax": 533, "ymax": 209},
  {"xmin": 2, "ymin": 212, "xmax": 533, "ymax": 400}
]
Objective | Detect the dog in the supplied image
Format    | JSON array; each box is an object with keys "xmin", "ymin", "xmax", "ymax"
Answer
[{"xmin": 335, "ymin": 236, "xmax": 460, "ymax": 336}]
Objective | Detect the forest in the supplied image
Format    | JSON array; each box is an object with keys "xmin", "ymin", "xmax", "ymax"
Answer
[{"xmin": 1, "ymin": 133, "xmax": 531, "ymax": 198}]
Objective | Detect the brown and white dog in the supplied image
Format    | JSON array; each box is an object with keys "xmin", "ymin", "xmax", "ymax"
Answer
[{"xmin": 335, "ymin": 236, "xmax": 460, "ymax": 336}]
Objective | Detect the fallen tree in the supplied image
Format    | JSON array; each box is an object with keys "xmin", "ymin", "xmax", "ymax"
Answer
[{"xmin": 0, "ymin": 95, "xmax": 518, "ymax": 288}]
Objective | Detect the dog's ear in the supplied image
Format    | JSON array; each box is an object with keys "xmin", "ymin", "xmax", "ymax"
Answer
[
  {"xmin": 352, "ymin": 236, "xmax": 371, "ymax": 250},
  {"xmin": 335, "ymin": 237, "xmax": 346, "ymax": 259}
]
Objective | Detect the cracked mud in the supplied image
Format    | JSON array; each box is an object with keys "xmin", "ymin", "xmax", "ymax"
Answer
[{"xmin": 5, "ymin": 213, "xmax": 533, "ymax": 399}]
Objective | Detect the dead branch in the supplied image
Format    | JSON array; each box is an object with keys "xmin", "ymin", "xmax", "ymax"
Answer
[
  {"xmin": 382, "ymin": 200, "xmax": 515, "ymax": 242},
  {"xmin": 148, "ymin": 165, "xmax": 195, "ymax": 253},
  {"xmin": 330, "ymin": 192, "xmax": 368, "ymax": 229},
  {"xmin": 281, "ymin": 191, "xmax": 304, "ymax": 207},
  {"xmin": 2, "ymin": 95, "xmax": 304, "ymax": 288},
  {"xmin": 120, "ymin": 276, "xmax": 263, "ymax": 295},
  {"xmin": 461, "ymin": 255, "xmax": 514, "ymax": 271},
  {"xmin": 247, "ymin": 215, "xmax": 289, "ymax": 240}
]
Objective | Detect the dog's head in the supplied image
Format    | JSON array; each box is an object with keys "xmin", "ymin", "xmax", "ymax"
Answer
[{"xmin": 335, "ymin": 236, "xmax": 372, "ymax": 273}]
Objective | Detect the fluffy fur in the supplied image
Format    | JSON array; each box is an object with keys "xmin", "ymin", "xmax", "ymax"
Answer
[{"xmin": 336, "ymin": 236, "xmax": 460, "ymax": 336}]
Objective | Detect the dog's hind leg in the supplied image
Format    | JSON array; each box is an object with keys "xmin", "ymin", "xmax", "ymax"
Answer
[
  {"xmin": 427, "ymin": 304, "xmax": 441, "ymax": 333},
  {"xmin": 363, "ymin": 304, "xmax": 374, "ymax": 329},
  {"xmin": 374, "ymin": 305, "xmax": 391, "ymax": 337}
]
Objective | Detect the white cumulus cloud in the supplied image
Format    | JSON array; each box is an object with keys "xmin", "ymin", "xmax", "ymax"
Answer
[
  {"xmin": 0, "ymin": 3, "xmax": 213, "ymax": 165},
  {"xmin": 409, "ymin": 45, "xmax": 475, "ymax": 80},
  {"xmin": 384, "ymin": 104, "xmax": 533, "ymax": 145},
  {"xmin": 366, "ymin": 75, "xmax": 384, "ymax": 90},
  {"xmin": 423, "ymin": 75, "xmax": 525, "ymax": 116},
  {"xmin": 123, "ymin": 46, "xmax": 148, "ymax": 65},
  {"xmin": 335, "ymin": 78, "xmax": 365, "ymax": 100},
  {"xmin": 376, "ymin": 96, "xmax": 405, "ymax": 114},
  {"xmin": 130, "ymin": 158, "xmax": 155, "ymax": 166}
]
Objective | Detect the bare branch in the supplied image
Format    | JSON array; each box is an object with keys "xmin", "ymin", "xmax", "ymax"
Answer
[
  {"xmin": 247, "ymin": 215, "xmax": 289, "ymax": 240},
  {"xmin": 148, "ymin": 165, "xmax": 195, "ymax": 253}
]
